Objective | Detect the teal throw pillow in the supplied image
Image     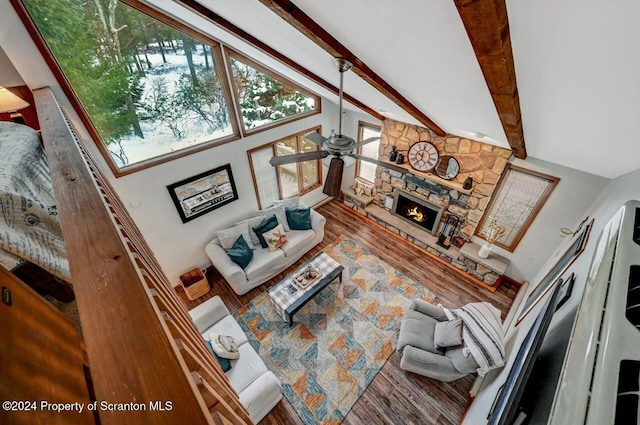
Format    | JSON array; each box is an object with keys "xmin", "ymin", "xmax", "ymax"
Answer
[
  {"xmin": 253, "ymin": 214, "xmax": 278, "ymax": 248},
  {"xmin": 205, "ymin": 340, "xmax": 232, "ymax": 372},
  {"xmin": 286, "ymin": 207, "xmax": 312, "ymax": 230},
  {"xmin": 226, "ymin": 234, "xmax": 253, "ymax": 268}
]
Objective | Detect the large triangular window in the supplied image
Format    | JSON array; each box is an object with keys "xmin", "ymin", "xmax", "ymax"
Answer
[
  {"xmin": 19, "ymin": 0, "xmax": 238, "ymax": 174},
  {"xmin": 227, "ymin": 50, "xmax": 320, "ymax": 134}
]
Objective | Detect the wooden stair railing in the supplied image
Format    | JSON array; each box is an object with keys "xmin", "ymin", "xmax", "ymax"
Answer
[{"xmin": 33, "ymin": 87, "xmax": 252, "ymax": 425}]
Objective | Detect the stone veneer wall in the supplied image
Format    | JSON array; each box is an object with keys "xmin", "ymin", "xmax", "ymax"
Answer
[{"xmin": 375, "ymin": 119, "xmax": 512, "ymax": 241}]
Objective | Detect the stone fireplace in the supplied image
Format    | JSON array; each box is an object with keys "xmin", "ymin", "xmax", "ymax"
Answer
[
  {"xmin": 375, "ymin": 119, "xmax": 512, "ymax": 240},
  {"xmin": 340, "ymin": 118, "xmax": 514, "ymax": 289},
  {"xmin": 392, "ymin": 190, "xmax": 443, "ymax": 235}
]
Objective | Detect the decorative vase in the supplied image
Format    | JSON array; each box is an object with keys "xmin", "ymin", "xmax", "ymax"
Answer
[
  {"xmin": 389, "ymin": 146, "xmax": 398, "ymax": 162},
  {"xmin": 478, "ymin": 243, "xmax": 492, "ymax": 258},
  {"xmin": 395, "ymin": 153, "xmax": 404, "ymax": 164},
  {"xmin": 463, "ymin": 176, "xmax": 473, "ymax": 190}
]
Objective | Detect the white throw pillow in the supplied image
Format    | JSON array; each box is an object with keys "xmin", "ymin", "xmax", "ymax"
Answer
[
  {"xmin": 262, "ymin": 223, "xmax": 288, "ymax": 252},
  {"xmin": 234, "ymin": 216, "xmax": 264, "ymax": 248},
  {"xmin": 434, "ymin": 318, "xmax": 463, "ymax": 349},
  {"xmin": 257, "ymin": 204, "xmax": 290, "ymax": 231},
  {"xmin": 208, "ymin": 333, "xmax": 240, "ymax": 360},
  {"xmin": 216, "ymin": 222, "xmax": 254, "ymax": 250},
  {"xmin": 273, "ymin": 197, "xmax": 302, "ymax": 209}
]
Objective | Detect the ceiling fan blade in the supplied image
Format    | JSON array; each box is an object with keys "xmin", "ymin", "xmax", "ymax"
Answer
[
  {"xmin": 349, "ymin": 153, "xmax": 408, "ymax": 174},
  {"xmin": 269, "ymin": 150, "xmax": 328, "ymax": 166},
  {"xmin": 323, "ymin": 157, "xmax": 344, "ymax": 197},
  {"xmin": 305, "ymin": 131, "xmax": 327, "ymax": 147},
  {"xmin": 352, "ymin": 136, "xmax": 381, "ymax": 150}
]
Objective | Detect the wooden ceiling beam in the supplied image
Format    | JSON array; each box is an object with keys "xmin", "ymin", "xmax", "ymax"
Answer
[
  {"xmin": 176, "ymin": 0, "xmax": 383, "ymax": 121},
  {"xmin": 258, "ymin": 0, "xmax": 447, "ymax": 136},
  {"xmin": 454, "ymin": 0, "xmax": 527, "ymax": 158}
]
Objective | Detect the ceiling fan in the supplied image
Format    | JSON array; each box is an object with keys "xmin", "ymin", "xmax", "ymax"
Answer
[{"xmin": 269, "ymin": 58, "xmax": 406, "ymax": 197}]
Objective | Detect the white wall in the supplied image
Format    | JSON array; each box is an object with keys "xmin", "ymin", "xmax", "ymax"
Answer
[
  {"xmin": 464, "ymin": 166, "xmax": 640, "ymax": 424},
  {"xmin": 0, "ymin": 3, "xmax": 612, "ymax": 287},
  {"xmin": 473, "ymin": 157, "xmax": 609, "ymax": 282},
  {"xmin": 112, "ymin": 107, "xmax": 334, "ymax": 285},
  {"xmin": 111, "ymin": 102, "xmax": 384, "ymax": 285},
  {"xmin": 0, "ymin": 46, "xmax": 24, "ymax": 86},
  {"xmin": 0, "ymin": 0, "xmax": 620, "ymax": 285}
]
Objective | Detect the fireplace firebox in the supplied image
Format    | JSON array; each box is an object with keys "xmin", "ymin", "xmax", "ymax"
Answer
[{"xmin": 391, "ymin": 190, "xmax": 444, "ymax": 235}]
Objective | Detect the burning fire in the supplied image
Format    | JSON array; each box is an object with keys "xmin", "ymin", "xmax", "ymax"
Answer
[{"xmin": 407, "ymin": 206, "xmax": 425, "ymax": 222}]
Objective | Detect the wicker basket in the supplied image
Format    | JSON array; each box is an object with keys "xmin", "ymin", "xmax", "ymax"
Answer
[{"xmin": 180, "ymin": 268, "xmax": 210, "ymax": 300}]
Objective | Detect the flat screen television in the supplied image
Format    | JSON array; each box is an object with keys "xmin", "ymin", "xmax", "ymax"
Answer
[{"xmin": 488, "ymin": 282, "xmax": 563, "ymax": 425}]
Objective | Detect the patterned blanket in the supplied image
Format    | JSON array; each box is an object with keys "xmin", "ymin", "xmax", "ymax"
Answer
[{"xmin": 0, "ymin": 122, "xmax": 70, "ymax": 281}]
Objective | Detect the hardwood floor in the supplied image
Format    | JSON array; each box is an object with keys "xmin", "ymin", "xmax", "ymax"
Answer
[{"xmin": 179, "ymin": 200, "xmax": 519, "ymax": 425}]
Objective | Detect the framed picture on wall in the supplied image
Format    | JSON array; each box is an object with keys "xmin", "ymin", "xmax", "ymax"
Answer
[
  {"xmin": 515, "ymin": 219, "xmax": 593, "ymax": 326},
  {"xmin": 167, "ymin": 164, "xmax": 238, "ymax": 223}
]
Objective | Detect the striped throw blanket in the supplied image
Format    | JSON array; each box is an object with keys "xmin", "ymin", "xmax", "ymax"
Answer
[{"xmin": 443, "ymin": 302, "xmax": 505, "ymax": 377}]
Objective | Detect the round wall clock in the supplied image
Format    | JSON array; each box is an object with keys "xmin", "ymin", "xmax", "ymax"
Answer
[{"xmin": 407, "ymin": 141, "xmax": 439, "ymax": 172}]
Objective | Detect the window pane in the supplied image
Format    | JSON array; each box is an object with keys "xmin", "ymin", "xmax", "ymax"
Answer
[
  {"xmin": 248, "ymin": 128, "xmax": 321, "ymax": 208},
  {"xmin": 300, "ymin": 136, "xmax": 319, "ymax": 189},
  {"xmin": 230, "ymin": 57, "xmax": 317, "ymax": 130},
  {"xmin": 275, "ymin": 137, "xmax": 299, "ymax": 198},
  {"xmin": 23, "ymin": 0, "xmax": 233, "ymax": 168},
  {"xmin": 357, "ymin": 125, "xmax": 381, "ymax": 183},
  {"xmin": 250, "ymin": 147, "xmax": 279, "ymax": 209}
]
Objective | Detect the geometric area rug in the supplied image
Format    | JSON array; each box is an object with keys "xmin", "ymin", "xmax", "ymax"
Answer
[{"xmin": 234, "ymin": 235, "xmax": 437, "ymax": 425}]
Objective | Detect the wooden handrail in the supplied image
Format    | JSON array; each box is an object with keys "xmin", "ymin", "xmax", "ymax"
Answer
[{"xmin": 33, "ymin": 87, "xmax": 251, "ymax": 425}]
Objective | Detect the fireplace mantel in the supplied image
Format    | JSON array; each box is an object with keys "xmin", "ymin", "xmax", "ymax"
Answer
[{"xmin": 377, "ymin": 158, "xmax": 472, "ymax": 195}]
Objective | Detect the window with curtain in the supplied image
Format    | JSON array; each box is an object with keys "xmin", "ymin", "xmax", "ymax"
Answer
[
  {"xmin": 355, "ymin": 122, "xmax": 381, "ymax": 183},
  {"xmin": 21, "ymin": 0, "xmax": 237, "ymax": 172},
  {"xmin": 475, "ymin": 164, "xmax": 560, "ymax": 251},
  {"xmin": 248, "ymin": 127, "xmax": 322, "ymax": 209}
]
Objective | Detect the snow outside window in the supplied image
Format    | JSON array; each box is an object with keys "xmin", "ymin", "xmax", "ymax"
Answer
[
  {"xmin": 22, "ymin": 0, "xmax": 236, "ymax": 171},
  {"xmin": 228, "ymin": 53, "xmax": 320, "ymax": 133}
]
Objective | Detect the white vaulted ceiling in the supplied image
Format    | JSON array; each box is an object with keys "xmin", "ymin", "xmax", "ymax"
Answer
[
  {"xmin": 193, "ymin": 0, "xmax": 508, "ymax": 146},
  {"xmin": 193, "ymin": 0, "xmax": 640, "ymax": 178},
  {"xmin": 507, "ymin": 0, "xmax": 640, "ymax": 179},
  {"xmin": 135, "ymin": 0, "xmax": 640, "ymax": 178},
  {"xmin": 24, "ymin": 0, "xmax": 640, "ymax": 178}
]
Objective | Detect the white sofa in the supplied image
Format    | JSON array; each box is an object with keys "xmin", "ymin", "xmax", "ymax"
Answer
[
  {"xmin": 205, "ymin": 206, "xmax": 325, "ymax": 295},
  {"xmin": 189, "ymin": 296, "xmax": 282, "ymax": 423}
]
